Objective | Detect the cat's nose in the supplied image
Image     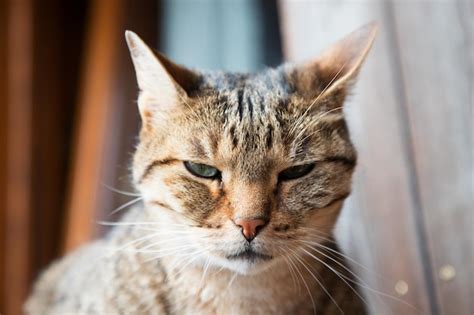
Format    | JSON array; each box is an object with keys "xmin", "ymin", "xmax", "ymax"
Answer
[{"xmin": 234, "ymin": 218, "xmax": 268, "ymax": 242}]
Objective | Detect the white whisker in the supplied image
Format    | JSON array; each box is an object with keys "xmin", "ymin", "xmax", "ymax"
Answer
[
  {"xmin": 101, "ymin": 183, "xmax": 141, "ymax": 196},
  {"xmin": 285, "ymin": 247, "xmax": 317, "ymax": 315},
  {"xmin": 289, "ymin": 247, "xmax": 344, "ymax": 314},
  {"xmin": 109, "ymin": 197, "xmax": 143, "ymax": 215}
]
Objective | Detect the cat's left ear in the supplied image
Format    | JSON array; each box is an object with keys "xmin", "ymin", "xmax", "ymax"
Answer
[
  {"xmin": 293, "ymin": 21, "xmax": 378, "ymax": 101},
  {"xmin": 125, "ymin": 31, "xmax": 199, "ymax": 123}
]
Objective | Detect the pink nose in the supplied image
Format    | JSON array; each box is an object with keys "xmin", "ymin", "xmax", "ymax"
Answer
[{"xmin": 234, "ymin": 218, "xmax": 267, "ymax": 242}]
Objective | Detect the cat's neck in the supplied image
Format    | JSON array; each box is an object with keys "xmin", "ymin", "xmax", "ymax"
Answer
[{"xmin": 158, "ymin": 253, "xmax": 323, "ymax": 314}]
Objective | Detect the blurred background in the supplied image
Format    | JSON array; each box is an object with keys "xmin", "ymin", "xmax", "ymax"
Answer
[{"xmin": 0, "ymin": 0, "xmax": 472, "ymax": 314}]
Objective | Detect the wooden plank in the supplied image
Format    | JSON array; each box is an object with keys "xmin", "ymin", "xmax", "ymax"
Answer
[
  {"xmin": 95, "ymin": 0, "xmax": 158, "ymax": 235},
  {"xmin": 390, "ymin": 2, "xmax": 473, "ymax": 314},
  {"xmin": 64, "ymin": 0, "xmax": 159, "ymax": 248},
  {"xmin": 63, "ymin": 0, "xmax": 124, "ymax": 252},
  {"xmin": 29, "ymin": 0, "xmax": 87, "ymax": 277},
  {"xmin": 278, "ymin": 1, "xmax": 433, "ymax": 313},
  {"xmin": 0, "ymin": 0, "xmax": 8, "ymax": 312},
  {"xmin": 3, "ymin": 0, "xmax": 33, "ymax": 314}
]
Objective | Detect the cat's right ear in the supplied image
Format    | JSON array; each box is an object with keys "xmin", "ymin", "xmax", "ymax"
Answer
[
  {"xmin": 125, "ymin": 31, "xmax": 199, "ymax": 123},
  {"xmin": 291, "ymin": 22, "xmax": 378, "ymax": 104}
]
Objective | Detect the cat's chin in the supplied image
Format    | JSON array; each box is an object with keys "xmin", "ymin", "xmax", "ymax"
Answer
[{"xmin": 208, "ymin": 254, "xmax": 280, "ymax": 275}]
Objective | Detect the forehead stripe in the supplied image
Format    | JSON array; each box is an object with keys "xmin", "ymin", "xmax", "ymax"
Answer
[
  {"xmin": 237, "ymin": 89, "xmax": 244, "ymax": 121},
  {"xmin": 139, "ymin": 158, "xmax": 177, "ymax": 183}
]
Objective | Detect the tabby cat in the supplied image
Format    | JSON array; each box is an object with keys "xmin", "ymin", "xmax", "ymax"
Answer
[{"xmin": 26, "ymin": 22, "xmax": 377, "ymax": 314}]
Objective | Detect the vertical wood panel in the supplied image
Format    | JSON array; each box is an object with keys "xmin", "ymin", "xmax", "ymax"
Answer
[
  {"xmin": 278, "ymin": 1, "xmax": 432, "ymax": 313},
  {"xmin": 0, "ymin": 1, "xmax": 8, "ymax": 311},
  {"xmin": 63, "ymin": 0, "xmax": 159, "ymax": 249},
  {"xmin": 97, "ymin": 0, "xmax": 158, "ymax": 235},
  {"xmin": 30, "ymin": 0, "xmax": 88, "ymax": 276},
  {"xmin": 390, "ymin": 2, "xmax": 473, "ymax": 314},
  {"xmin": 63, "ymin": 0, "xmax": 124, "ymax": 252},
  {"xmin": 4, "ymin": 0, "xmax": 33, "ymax": 313}
]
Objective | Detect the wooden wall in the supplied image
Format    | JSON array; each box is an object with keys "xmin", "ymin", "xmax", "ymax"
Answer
[
  {"xmin": 1, "ymin": 1, "xmax": 471, "ymax": 314},
  {"xmin": 0, "ymin": 0, "xmax": 156, "ymax": 313},
  {"xmin": 279, "ymin": 1, "xmax": 473, "ymax": 314},
  {"xmin": 64, "ymin": 0, "xmax": 158, "ymax": 252},
  {"xmin": 0, "ymin": 1, "xmax": 88, "ymax": 313}
]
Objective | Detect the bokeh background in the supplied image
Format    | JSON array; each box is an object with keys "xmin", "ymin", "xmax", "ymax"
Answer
[{"xmin": 0, "ymin": 0, "xmax": 472, "ymax": 314}]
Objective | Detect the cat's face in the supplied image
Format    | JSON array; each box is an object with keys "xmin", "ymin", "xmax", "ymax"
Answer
[{"xmin": 126, "ymin": 23, "xmax": 376, "ymax": 274}]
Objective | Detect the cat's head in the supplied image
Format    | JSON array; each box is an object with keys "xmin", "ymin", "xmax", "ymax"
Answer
[{"xmin": 126, "ymin": 23, "xmax": 377, "ymax": 274}]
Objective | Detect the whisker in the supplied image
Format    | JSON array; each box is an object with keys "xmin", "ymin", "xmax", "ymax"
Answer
[
  {"xmin": 302, "ymin": 243, "xmax": 417, "ymax": 311},
  {"xmin": 114, "ymin": 231, "xmax": 166, "ymax": 250},
  {"xmin": 109, "ymin": 197, "xmax": 143, "ymax": 215},
  {"xmin": 97, "ymin": 221, "xmax": 159, "ymax": 226},
  {"xmin": 288, "ymin": 61, "xmax": 348, "ymax": 139},
  {"xmin": 227, "ymin": 271, "xmax": 239, "ymax": 289},
  {"xmin": 302, "ymin": 239, "xmax": 378, "ymax": 277},
  {"xmin": 300, "ymin": 245, "xmax": 369, "ymax": 310},
  {"xmin": 174, "ymin": 248, "xmax": 209, "ymax": 275},
  {"xmin": 279, "ymin": 250, "xmax": 299, "ymax": 292},
  {"xmin": 285, "ymin": 247, "xmax": 316, "ymax": 315},
  {"xmin": 144, "ymin": 246, "xmax": 202, "ymax": 263},
  {"xmin": 201, "ymin": 256, "xmax": 212, "ymax": 283},
  {"xmin": 101, "ymin": 183, "xmax": 141, "ymax": 196},
  {"xmin": 289, "ymin": 247, "xmax": 344, "ymax": 314}
]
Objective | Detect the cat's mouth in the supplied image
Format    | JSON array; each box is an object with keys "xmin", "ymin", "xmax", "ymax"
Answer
[{"xmin": 225, "ymin": 248, "xmax": 273, "ymax": 262}]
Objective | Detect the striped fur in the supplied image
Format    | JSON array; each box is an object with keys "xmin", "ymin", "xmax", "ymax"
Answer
[{"xmin": 25, "ymin": 23, "xmax": 378, "ymax": 314}]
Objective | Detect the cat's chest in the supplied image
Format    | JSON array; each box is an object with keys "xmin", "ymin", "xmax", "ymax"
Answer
[
  {"xmin": 165, "ymin": 267, "xmax": 317, "ymax": 315},
  {"xmin": 171, "ymin": 284, "xmax": 313, "ymax": 315}
]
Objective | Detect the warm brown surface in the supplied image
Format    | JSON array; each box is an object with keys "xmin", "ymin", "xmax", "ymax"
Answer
[
  {"xmin": 0, "ymin": 0, "xmax": 7, "ymax": 311},
  {"xmin": 3, "ymin": 1, "xmax": 33, "ymax": 314},
  {"xmin": 29, "ymin": 0, "xmax": 88, "ymax": 279},
  {"xmin": 63, "ymin": 0, "xmax": 124, "ymax": 253},
  {"xmin": 63, "ymin": 0, "xmax": 158, "ymax": 252}
]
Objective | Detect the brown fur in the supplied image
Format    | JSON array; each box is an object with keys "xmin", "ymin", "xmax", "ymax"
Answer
[{"xmin": 25, "ymin": 22, "xmax": 378, "ymax": 314}]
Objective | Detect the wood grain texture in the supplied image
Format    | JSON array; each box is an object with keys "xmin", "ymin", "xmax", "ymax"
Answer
[
  {"xmin": 390, "ymin": 2, "xmax": 473, "ymax": 314},
  {"xmin": 63, "ymin": 0, "xmax": 124, "ymax": 252},
  {"xmin": 30, "ymin": 0, "xmax": 88, "ymax": 278},
  {"xmin": 0, "ymin": 1, "xmax": 7, "ymax": 312},
  {"xmin": 63, "ymin": 0, "xmax": 159, "ymax": 249},
  {"xmin": 94, "ymin": 0, "xmax": 158, "ymax": 236},
  {"xmin": 3, "ymin": 0, "xmax": 33, "ymax": 314},
  {"xmin": 278, "ymin": 1, "xmax": 433, "ymax": 313}
]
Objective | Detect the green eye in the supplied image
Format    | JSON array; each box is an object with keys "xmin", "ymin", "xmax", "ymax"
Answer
[
  {"xmin": 184, "ymin": 161, "xmax": 220, "ymax": 179},
  {"xmin": 279, "ymin": 163, "xmax": 315, "ymax": 181}
]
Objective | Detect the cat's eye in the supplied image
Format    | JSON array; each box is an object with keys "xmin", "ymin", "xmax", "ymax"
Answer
[
  {"xmin": 278, "ymin": 163, "xmax": 315, "ymax": 181},
  {"xmin": 184, "ymin": 161, "xmax": 221, "ymax": 179}
]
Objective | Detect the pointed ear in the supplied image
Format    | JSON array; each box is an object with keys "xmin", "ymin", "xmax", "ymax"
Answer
[
  {"xmin": 125, "ymin": 31, "xmax": 199, "ymax": 121},
  {"xmin": 293, "ymin": 22, "xmax": 378, "ymax": 101}
]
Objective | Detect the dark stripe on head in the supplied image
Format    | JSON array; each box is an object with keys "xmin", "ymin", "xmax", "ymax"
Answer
[
  {"xmin": 139, "ymin": 158, "xmax": 177, "ymax": 183},
  {"xmin": 247, "ymin": 94, "xmax": 253, "ymax": 118},
  {"xmin": 191, "ymin": 137, "xmax": 207, "ymax": 158},
  {"xmin": 323, "ymin": 156, "xmax": 356, "ymax": 167},
  {"xmin": 266, "ymin": 124, "xmax": 274, "ymax": 149},
  {"xmin": 229, "ymin": 125, "xmax": 238, "ymax": 149},
  {"xmin": 260, "ymin": 101, "xmax": 265, "ymax": 112},
  {"xmin": 237, "ymin": 90, "xmax": 244, "ymax": 121}
]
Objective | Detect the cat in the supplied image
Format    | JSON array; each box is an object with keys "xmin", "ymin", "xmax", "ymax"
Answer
[{"xmin": 25, "ymin": 22, "xmax": 377, "ymax": 314}]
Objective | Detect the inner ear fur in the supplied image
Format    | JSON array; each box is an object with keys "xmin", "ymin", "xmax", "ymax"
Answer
[
  {"xmin": 292, "ymin": 21, "xmax": 378, "ymax": 102},
  {"xmin": 125, "ymin": 30, "xmax": 200, "ymax": 122}
]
